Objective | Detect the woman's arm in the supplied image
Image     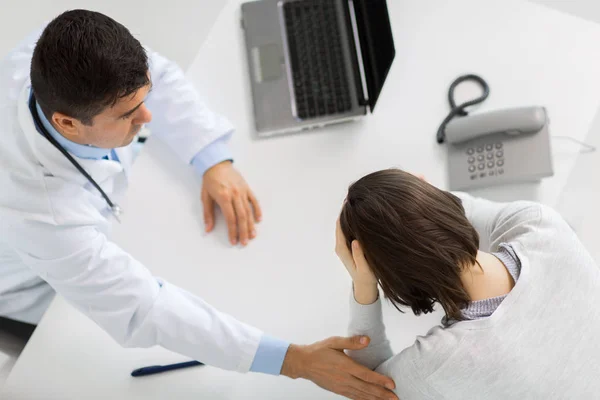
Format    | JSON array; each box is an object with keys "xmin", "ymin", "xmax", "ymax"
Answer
[
  {"xmin": 336, "ymin": 223, "xmax": 394, "ymax": 370},
  {"xmin": 346, "ymin": 287, "xmax": 394, "ymax": 370}
]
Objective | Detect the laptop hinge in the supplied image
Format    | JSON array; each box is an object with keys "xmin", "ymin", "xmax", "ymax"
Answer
[{"xmin": 347, "ymin": 0, "xmax": 369, "ymax": 107}]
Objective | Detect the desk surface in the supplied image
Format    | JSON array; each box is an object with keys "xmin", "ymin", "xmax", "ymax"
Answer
[{"xmin": 4, "ymin": 0, "xmax": 600, "ymax": 399}]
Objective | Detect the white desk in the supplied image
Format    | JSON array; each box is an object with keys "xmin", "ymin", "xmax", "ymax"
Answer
[{"xmin": 4, "ymin": 1, "xmax": 600, "ymax": 399}]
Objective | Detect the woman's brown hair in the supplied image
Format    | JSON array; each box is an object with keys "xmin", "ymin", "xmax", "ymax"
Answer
[{"xmin": 339, "ymin": 169, "xmax": 480, "ymax": 320}]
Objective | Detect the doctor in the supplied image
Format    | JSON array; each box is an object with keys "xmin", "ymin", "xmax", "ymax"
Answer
[{"xmin": 0, "ymin": 10, "xmax": 397, "ymax": 400}]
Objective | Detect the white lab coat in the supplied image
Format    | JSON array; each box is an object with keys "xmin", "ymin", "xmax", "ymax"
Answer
[{"xmin": 0, "ymin": 30, "xmax": 263, "ymax": 372}]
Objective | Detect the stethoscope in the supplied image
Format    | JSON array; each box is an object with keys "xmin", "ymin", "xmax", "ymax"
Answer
[{"xmin": 28, "ymin": 93, "xmax": 123, "ymax": 222}]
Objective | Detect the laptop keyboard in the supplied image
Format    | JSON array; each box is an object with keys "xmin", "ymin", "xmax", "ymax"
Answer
[{"xmin": 283, "ymin": 0, "xmax": 353, "ymax": 120}]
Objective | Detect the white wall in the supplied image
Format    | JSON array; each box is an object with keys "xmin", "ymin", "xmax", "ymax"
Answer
[{"xmin": 531, "ymin": 0, "xmax": 600, "ymax": 22}]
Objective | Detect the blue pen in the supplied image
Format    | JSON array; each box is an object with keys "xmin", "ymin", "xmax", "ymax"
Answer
[{"xmin": 131, "ymin": 360, "xmax": 204, "ymax": 377}]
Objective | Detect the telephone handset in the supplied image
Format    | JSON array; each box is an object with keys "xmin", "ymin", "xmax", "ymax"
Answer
[{"xmin": 445, "ymin": 107, "xmax": 546, "ymax": 144}]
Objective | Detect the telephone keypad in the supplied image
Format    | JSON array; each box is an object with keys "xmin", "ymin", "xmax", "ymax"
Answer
[{"xmin": 466, "ymin": 142, "xmax": 505, "ymax": 180}]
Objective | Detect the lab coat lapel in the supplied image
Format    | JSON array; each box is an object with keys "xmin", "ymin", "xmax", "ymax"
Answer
[{"xmin": 114, "ymin": 143, "xmax": 134, "ymax": 177}]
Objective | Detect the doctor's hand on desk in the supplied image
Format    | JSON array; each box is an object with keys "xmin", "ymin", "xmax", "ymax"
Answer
[
  {"xmin": 281, "ymin": 337, "xmax": 398, "ymax": 400},
  {"xmin": 202, "ymin": 160, "xmax": 262, "ymax": 246}
]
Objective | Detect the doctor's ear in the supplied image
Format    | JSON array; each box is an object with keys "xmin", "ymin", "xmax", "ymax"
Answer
[{"xmin": 51, "ymin": 112, "xmax": 84, "ymax": 138}]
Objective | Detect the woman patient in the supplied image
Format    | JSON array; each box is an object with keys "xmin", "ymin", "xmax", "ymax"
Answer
[{"xmin": 335, "ymin": 169, "xmax": 600, "ymax": 399}]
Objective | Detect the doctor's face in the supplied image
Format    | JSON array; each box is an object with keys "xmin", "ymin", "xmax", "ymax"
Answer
[{"xmin": 77, "ymin": 83, "xmax": 153, "ymax": 149}]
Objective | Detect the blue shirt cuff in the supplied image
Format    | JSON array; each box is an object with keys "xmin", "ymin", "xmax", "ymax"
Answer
[
  {"xmin": 190, "ymin": 136, "xmax": 233, "ymax": 177},
  {"xmin": 249, "ymin": 335, "xmax": 290, "ymax": 375}
]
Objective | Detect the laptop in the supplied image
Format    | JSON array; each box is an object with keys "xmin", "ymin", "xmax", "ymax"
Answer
[{"xmin": 241, "ymin": 0, "xmax": 395, "ymax": 136}]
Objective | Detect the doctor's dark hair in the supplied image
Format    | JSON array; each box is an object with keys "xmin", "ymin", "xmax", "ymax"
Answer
[
  {"xmin": 30, "ymin": 10, "xmax": 150, "ymax": 125},
  {"xmin": 339, "ymin": 169, "xmax": 480, "ymax": 321}
]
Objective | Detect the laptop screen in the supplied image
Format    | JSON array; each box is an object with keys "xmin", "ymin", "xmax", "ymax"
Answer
[{"xmin": 351, "ymin": 0, "xmax": 395, "ymax": 111}]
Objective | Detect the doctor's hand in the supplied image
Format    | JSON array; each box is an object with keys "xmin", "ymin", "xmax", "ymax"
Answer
[
  {"xmin": 281, "ymin": 336, "xmax": 398, "ymax": 400},
  {"xmin": 201, "ymin": 161, "xmax": 262, "ymax": 246}
]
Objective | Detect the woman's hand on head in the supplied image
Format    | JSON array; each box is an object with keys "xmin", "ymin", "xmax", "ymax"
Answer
[
  {"xmin": 411, "ymin": 172, "xmax": 427, "ymax": 182},
  {"xmin": 336, "ymin": 220, "xmax": 379, "ymax": 304},
  {"xmin": 335, "ymin": 219, "xmax": 355, "ymax": 276}
]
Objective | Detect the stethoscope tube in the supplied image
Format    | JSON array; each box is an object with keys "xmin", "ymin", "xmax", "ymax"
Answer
[{"xmin": 28, "ymin": 93, "xmax": 122, "ymax": 221}]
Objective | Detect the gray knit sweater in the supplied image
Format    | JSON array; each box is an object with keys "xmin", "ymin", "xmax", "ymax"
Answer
[{"xmin": 347, "ymin": 193, "xmax": 600, "ymax": 399}]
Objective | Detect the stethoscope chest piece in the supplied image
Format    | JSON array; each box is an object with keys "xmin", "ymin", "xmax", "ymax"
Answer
[{"xmin": 111, "ymin": 204, "xmax": 123, "ymax": 223}]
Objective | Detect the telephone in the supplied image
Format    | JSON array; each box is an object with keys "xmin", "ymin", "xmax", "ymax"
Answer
[{"xmin": 445, "ymin": 106, "xmax": 554, "ymax": 191}]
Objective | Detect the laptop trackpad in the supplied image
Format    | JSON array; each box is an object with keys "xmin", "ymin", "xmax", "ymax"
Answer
[{"xmin": 251, "ymin": 44, "xmax": 282, "ymax": 82}]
